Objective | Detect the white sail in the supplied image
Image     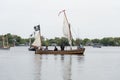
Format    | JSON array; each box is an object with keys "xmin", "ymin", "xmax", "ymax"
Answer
[
  {"xmin": 62, "ymin": 11, "xmax": 72, "ymax": 49},
  {"xmin": 1, "ymin": 35, "xmax": 10, "ymax": 49},
  {"xmin": 63, "ymin": 16, "xmax": 70, "ymax": 38},
  {"xmin": 32, "ymin": 32, "xmax": 42, "ymax": 47}
]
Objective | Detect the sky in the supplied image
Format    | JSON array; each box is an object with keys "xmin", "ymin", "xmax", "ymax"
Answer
[{"xmin": 0, "ymin": 0, "xmax": 120, "ymax": 39}]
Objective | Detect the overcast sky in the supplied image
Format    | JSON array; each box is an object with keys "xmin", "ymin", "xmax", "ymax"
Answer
[{"xmin": 0, "ymin": 0, "xmax": 120, "ymax": 39}]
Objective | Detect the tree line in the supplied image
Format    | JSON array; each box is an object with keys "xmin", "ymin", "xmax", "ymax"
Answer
[
  {"xmin": 0, "ymin": 33, "xmax": 28, "ymax": 46},
  {"xmin": 0, "ymin": 33, "xmax": 120, "ymax": 46}
]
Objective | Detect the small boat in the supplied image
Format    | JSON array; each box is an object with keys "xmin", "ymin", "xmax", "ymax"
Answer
[
  {"xmin": 35, "ymin": 10, "xmax": 85, "ymax": 55},
  {"xmin": 0, "ymin": 35, "xmax": 10, "ymax": 50},
  {"xmin": 28, "ymin": 25, "xmax": 41, "ymax": 51},
  {"xmin": 0, "ymin": 46, "xmax": 10, "ymax": 50},
  {"xmin": 28, "ymin": 47, "xmax": 36, "ymax": 51}
]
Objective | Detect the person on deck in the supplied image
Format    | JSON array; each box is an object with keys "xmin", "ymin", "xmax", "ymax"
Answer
[
  {"xmin": 44, "ymin": 46, "xmax": 48, "ymax": 51},
  {"xmin": 60, "ymin": 43, "xmax": 65, "ymax": 51},
  {"xmin": 77, "ymin": 44, "xmax": 83, "ymax": 49},
  {"xmin": 54, "ymin": 46, "xmax": 58, "ymax": 51}
]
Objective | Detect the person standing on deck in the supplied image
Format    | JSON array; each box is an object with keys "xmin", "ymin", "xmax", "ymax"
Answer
[
  {"xmin": 44, "ymin": 46, "xmax": 48, "ymax": 51},
  {"xmin": 54, "ymin": 46, "xmax": 58, "ymax": 51},
  {"xmin": 60, "ymin": 43, "xmax": 65, "ymax": 51}
]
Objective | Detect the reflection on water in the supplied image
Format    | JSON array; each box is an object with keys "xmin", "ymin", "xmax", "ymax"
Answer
[
  {"xmin": 35, "ymin": 54, "xmax": 84, "ymax": 80},
  {"xmin": 0, "ymin": 46, "xmax": 120, "ymax": 80},
  {"xmin": 61, "ymin": 55, "xmax": 72, "ymax": 80},
  {"xmin": 33, "ymin": 55, "xmax": 41, "ymax": 80}
]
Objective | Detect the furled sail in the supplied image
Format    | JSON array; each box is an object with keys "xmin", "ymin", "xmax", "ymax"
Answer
[{"xmin": 32, "ymin": 32, "xmax": 41, "ymax": 48}]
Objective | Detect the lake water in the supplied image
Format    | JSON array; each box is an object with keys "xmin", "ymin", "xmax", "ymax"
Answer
[{"xmin": 0, "ymin": 46, "xmax": 120, "ymax": 80}]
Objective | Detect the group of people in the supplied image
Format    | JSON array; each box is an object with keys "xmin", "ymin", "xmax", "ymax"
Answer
[
  {"xmin": 42, "ymin": 43, "xmax": 83, "ymax": 51},
  {"xmin": 44, "ymin": 44, "xmax": 65, "ymax": 51}
]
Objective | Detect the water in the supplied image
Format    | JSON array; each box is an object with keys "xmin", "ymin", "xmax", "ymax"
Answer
[{"xmin": 0, "ymin": 46, "xmax": 120, "ymax": 80}]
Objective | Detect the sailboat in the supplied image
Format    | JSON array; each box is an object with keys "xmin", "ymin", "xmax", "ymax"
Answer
[
  {"xmin": 28, "ymin": 25, "xmax": 42, "ymax": 51},
  {"xmin": 35, "ymin": 10, "xmax": 85, "ymax": 55},
  {"xmin": 0, "ymin": 35, "xmax": 10, "ymax": 50}
]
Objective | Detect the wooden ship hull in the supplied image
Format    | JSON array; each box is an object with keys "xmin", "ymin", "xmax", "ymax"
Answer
[{"xmin": 35, "ymin": 48, "xmax": 85, "ymax": 55}]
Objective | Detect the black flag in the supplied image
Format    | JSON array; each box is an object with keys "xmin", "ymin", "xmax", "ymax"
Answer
[{"xmin": 34, "ymin": 25, "xmax": 40, "ymax": 31}]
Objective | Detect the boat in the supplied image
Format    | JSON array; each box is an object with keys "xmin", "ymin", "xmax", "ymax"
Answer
[
  {"xmin": 28, "ymin": 47, "xmax": 36, "ymax": 51},
  {"xmin": 28, "ymin": 25, "xmax": 41, "ymax": 51},
  {"xmin": 35, "ymin": 10, "xmax": 85, "ymax": 55},
  {"xmin": 0, "ymin": 35, "xmax": 10, "ymax": 50}
]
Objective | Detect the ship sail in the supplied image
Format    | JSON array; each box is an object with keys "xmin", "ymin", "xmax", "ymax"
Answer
[
  {"xmin": 59, "ymin": 10, "xmax": 72, "ymax": 50},
  {"xmin": 29, "ymin": 25, "xmax": 42, "ymax": 51},
  {"xmin": 32, "ymin": 32, "xmax": 42, "ymax": 48},
  {"xmin": 32, "ymin": 25, "xmax": 42, "ymax": 48}
]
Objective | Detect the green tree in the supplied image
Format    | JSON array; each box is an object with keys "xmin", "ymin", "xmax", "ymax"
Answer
[
  {"xmin": 60, "ymin": 37, "xmax": 69, "ymax": 46},
  {"xmin": 82, "ymin": 38, "xmax": 91, "ymax": 45},
  {"xmin": 91, "ymin": 38, "xmax": 100, "ymax": 43},
  {"xmin": 74, "ymin": 38, "xmax": 83, "ymax": 46}
]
